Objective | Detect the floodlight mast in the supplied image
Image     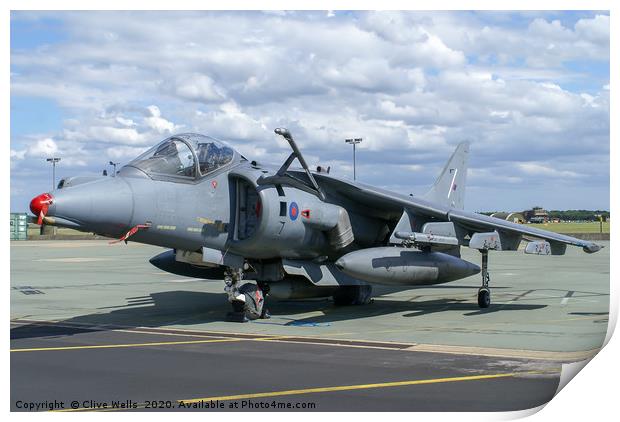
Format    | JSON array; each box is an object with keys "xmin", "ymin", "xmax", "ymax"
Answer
[
  {"xmin": 345, "ymin": 138, "xmax": 362, "ymax": 180},
  {"xmin": 109, "ymin": 161, "xmax": 120, "ymax": 177},
  {"xmin": 46, "ymin": 157, "xmax": 61, "ymax": 190}
]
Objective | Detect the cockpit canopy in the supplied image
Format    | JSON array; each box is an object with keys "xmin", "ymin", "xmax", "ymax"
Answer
[{"xmin": 126, "ymin": 133, "xmax": 238, "ymax": 181}]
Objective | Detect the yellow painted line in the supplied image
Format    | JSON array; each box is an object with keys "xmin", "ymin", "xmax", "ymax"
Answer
[
  {"xmin": 53, "ymin": 372, "xmax": 532, "ymax": 412},
  {"xmin": 10, "ymin": 338, "xmax": 243, "ymax": 352},
  {"xmin": 11, "ymin": 320, "xmax": 235, "ymax": 340},
  {"xmin": 181, "ymin": 372, "xmax": 527, "ymax": 403},
  {"xmin": 13, "ymin": 318, "xmax": 596, "ymax": 361},
  {"xmin": 11, "ymin": 321, "xmax": 226, "ymax": 339},
  {"xmin": 11, "ymin": 334, "xmax": 296, "ymax": 353},
  {"xmin": 14, "ymin": 319, "xmax": 396, "ymax": 346},
  {"xmin": 12, "ymin": 325, "xmax": 230, "ymax": 341}
]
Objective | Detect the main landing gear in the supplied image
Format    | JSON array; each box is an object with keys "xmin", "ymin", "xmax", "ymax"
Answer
[
  {"xmin": 224, "ymin": 268, "xmax": 270, "ymax": 322},
  {"xmin": 477, "ymin": 249, "xmax": 491, "ymax": 308}
]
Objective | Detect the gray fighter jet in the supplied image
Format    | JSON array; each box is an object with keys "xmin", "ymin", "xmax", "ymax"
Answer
[{"xmin": 30, "ymin": 129, "xmax": 602, "ymax": 321}]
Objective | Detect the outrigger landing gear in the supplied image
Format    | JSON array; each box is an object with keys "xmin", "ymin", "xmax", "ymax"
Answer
[
  {"xmin": 224, "ymin": 268, "xmax": 270, "ymax": 322},
  {"xmin": 477, "ymin": 250, "xmax": 491, "ymax": 308}
]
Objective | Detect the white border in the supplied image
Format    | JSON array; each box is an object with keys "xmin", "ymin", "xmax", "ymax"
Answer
[{"xmin": 4, "ymin": 1, "xmax": 615, "ymax": 421}]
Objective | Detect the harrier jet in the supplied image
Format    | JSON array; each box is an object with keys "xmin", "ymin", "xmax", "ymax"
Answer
[{"xmin": 30, "ymin": 129, "xmax": 601, "ymax": 321}]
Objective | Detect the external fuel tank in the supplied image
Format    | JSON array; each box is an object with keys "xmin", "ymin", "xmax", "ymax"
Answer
[{"xmin": 335, "ymin": 247, "xmax": 480, "ymax": 286}]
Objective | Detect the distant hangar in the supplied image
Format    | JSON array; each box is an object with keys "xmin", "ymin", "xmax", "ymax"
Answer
[{"xmin": 490, "ymin": 212, "xmax": 526, "ymax": 224}]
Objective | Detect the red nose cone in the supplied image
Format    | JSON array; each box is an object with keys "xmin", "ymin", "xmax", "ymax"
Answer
[{"xmin": 30, "ymin": 193, "xmax": 53, "ymax": 216}]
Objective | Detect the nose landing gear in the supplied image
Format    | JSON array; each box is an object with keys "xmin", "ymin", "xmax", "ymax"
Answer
[
  {"xmin": 224, "ymin": 268, "xmax": 270, "ymax": 322},
  {"xmin": 477, "ymin": 249, "xmax": 491, "ymax": 308}
]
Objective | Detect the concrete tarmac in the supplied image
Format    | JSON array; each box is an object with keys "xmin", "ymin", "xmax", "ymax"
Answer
[
  {"xmin": 11, "ymin": 320, "xmax": 561, "ymax": 412},
  {"xmin": 10, "ymin": 240, "xmax": 609, "ymax": 411}
]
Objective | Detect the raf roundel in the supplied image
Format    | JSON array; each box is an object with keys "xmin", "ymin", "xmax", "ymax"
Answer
[{"xmin": 289, "ymin": 201, "xmax": 299, "ymax": 221}]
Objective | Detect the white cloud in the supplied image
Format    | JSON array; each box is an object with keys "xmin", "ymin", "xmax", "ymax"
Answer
[
  {"xmin": 27, "ymin": 138, "xmax": 59, "ymax": 157},
  {"xmin": 106, "ymin": 146, "xmax": 150, "ymax": 160},
  {"xmin": 516, "ymin": 162, "xmax": 581, "ymax": 178},
  {"xmin": 10, "ymin": 149, "xmax": 26, "ymax": 160},
  {"xmin": 575, "ymin": 14, "xmax": 609, "ymax": 44},
  {"xmin": 115, "ymin": 116, "xmax": 135, "ymax": 127},
  {"xmin": 96, "ymin": 126, "xmax": 148, "ymax": 144},
  {"xmin": 173, "ymin": 74, "xmax": 224, "ymax": 102},
  {"xmin": 9, "ymin": 11, "xmax": 609, "ymax": 212},
  {"xmin": 144, "ymin": 105, "xmax": 179, "ymax": 134},
  {"xmin": 194, "ymin": 101, "xmax": 269, "ymax": 141}
]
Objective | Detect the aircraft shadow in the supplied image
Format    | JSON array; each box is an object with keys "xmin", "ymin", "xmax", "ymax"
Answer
[
  {"xmin": 11, "ymin": 290, "xmax": 229, "ymax": 340},
  {"xmin": 12, "ymin": 289, "xmax": 547, "ymax": 340},
  {"xmin": 278, "ymin": 297, "xmax": 546, "ymax": 326}
]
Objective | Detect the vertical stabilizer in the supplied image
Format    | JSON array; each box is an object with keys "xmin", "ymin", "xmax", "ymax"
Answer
[{"xmin": 423, "ymin": 142, "xmax": 469, "ymax": 210}]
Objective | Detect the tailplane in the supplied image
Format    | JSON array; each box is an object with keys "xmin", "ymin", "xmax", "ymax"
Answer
[{"xmin": 423, "ymin": 142, "xmax": 469, "ymax": 210}]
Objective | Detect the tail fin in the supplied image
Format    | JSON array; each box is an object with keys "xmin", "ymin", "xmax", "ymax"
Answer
[{"xmin": 423, "ymin": 142, "xmax": 469, "ymax": 210}]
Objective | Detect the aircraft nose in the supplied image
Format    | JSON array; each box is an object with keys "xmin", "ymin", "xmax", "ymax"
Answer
[
  {"xmin": 45, "ymin": 177, "xmax": 135, "ymax": 237},
  {"xmin": 29, "ymin": 192, "xmax": 53, "ymax": 216}
]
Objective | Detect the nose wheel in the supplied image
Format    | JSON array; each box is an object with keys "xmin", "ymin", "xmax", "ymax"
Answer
[
  {"xmin": 224, "ymin": 268, "xmax": 270, "ymax": 322},
  {"xmin": 477, "ymin": 288, "xmax": 490, "ymax": 308},
  {"xmin": 477, "ymin": 250, "xmax": 491, "ymax": 308}
]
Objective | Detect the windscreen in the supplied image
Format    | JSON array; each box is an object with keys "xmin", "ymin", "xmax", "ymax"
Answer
[
  {"xmin": 195, "ymin": 141, "xmax": 234, "ymax": 175},
  {"xmin": 177, "ymin": 133, "xmax": 235, "ymax": 176},
  {"xmin": 128, "ymin": 138, "xmax": 197, "ymax": 179}
]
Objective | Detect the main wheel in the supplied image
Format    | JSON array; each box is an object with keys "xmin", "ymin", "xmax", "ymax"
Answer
[{"xmin": 477, "ymin": 288, "xmax": 491, "ymax": 308}]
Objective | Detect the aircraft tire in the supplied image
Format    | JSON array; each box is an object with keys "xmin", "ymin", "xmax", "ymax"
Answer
[
  {"xmin": 332, "ymin": 285, "xmax": 373, "ymax": 306},
  {"xmin": 477, "ymin": 288, "xmax": 490, "ymax": 308},
  {"xmin": 238, "ymin": 283, "xmax": 265, "ymax": 320}
]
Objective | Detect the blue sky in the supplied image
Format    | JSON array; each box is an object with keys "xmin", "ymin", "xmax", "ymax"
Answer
[
  {"xmin": 10, "ymin": 11, "xmax": 609, "ymax": 213},
  {"xmin": 10, "ymin": 16, "xmax": 67, "ymax": 50}
]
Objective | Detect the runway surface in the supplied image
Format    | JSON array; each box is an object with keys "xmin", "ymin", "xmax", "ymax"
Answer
[
  {"xmin": 10, "ymin": 240, "xmax": 609, "ymax": 411},
  {"xmin": 11, "ymin": 320, "xmax": 561, "ymax": 412}
]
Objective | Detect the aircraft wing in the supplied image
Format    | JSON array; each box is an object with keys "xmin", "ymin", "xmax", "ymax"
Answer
[
  {"xmin": 309, "ymin": 173, "xmax": 602, "ymax": 254},
  {"xmin": 447, "ymin": 209, "xmax": 601, "ymax": 253}
]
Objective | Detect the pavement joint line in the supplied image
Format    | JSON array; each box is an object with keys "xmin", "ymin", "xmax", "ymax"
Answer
[
  {"xmin": 11, "ymin": 318, "xmax": 599, "ymax": 360},
  {"xmin": 546, "ymin": 315, "xmax": 608, "ymax": 323},
  {"xmin": 52, "ymin": 371, "xmax": 538, "ymax": 412},
  {"xmin": 250, "ymin": 337, "xmax": 412, "ymax": 351},
  {"xmin": 132, "ymin": 325, "xmax": 416, "ymax": 347},
  {"xmin": 112, "ymin": 329, "xmax": 236, "ymax": 339},
  {"xmin": 406, "ymin": 344, "xmax": 600, "ymax": 362}
]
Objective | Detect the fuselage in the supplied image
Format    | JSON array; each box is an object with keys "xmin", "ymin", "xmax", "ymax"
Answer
[
  {"xmin": 29, "ymin": 132, "xmax": 480, "ymax": 289},
  {"xmin": 32, "ymin": 159, "xmax": 390, "ymax": 258}
]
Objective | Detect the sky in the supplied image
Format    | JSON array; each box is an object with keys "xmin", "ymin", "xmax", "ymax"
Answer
[{"xmin": 9, "ymin": 10, "xmax": 610, "ymax": 213}]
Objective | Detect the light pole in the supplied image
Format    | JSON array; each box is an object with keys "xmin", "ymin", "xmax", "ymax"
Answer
[
  {"xmin": 46, "ymin": 157, "xmax": 61, "ymax": 190},
  {"xmin": 345, "ymin": 138, "xmax": 362, "ymax": 180},
  {"xmin": 109, "ymin": 161, "xmax": 119, "ymax": 177}
]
